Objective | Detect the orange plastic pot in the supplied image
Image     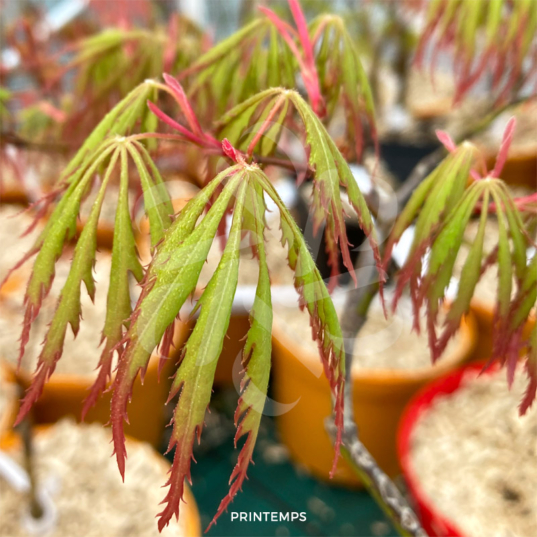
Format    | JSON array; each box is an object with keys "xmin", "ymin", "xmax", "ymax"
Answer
[
  {"xmin": 469, "ymin": 300, "xmax": 535, "ymax": 361},
  {"xmin": 0, "ymin": 424, "xmax": 201, "ymax": 537},
  {"xmin": 0, "ymin": 362, "xmax": 18, "ymax": 441},
  {"xmin": 0, "ymin": 185, "xmax": 28, "ymax": 205},
  {"xmin": 271, "ymin": 314, "xmax": 477, "ymax": 486},
  {"xmin": 480, "ymin": 144, "xmax": 537, "ymax": 188},
  {"xmin": 213, "ymin": 314, "xmax": 250, "ymax": 386},
  {"xmin": 5, "ymin": 320, "xmax": 190, "ymax": 448},
  {"xmin": 75, "ymin": 221, "xmax": 115, "ymax": 249}
]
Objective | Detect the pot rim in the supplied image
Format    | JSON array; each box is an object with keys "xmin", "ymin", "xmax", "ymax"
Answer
[
  {"xmin": 272, "ymin": 312, "xmax": 477, "ymax": 385},
  {"xmin": 0, "ymin": 362, "xmax": 18, "ymax": 440},
  {"xmin": 1, "ymin": 320, "xmax": 188, "ymax": 387},
  {"xmin": 396, "ymin": 362, "xmax": 500, "ymax": 537},
  {"xmin": 0, "ymin": 422, "xmax": 201, "ymax": 537}
]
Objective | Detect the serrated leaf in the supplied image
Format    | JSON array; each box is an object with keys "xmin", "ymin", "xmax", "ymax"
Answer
[
  {"xmin": 109, "ymin": 168, "xmax": 244, "ymax": 480},
  {"xmin": 254, "ymin": 169, "xmax": 345, "ymax": 473},
  {"xmin": 126, "ymin": 140, "xmax": 173, "ymax": 247},
  {"xmin": 17, "ymin": 148, "xmax": 121, "ymax": 423},
  {"xmin": 61, "ymin": 82, "xmax": 156, "ymax": 185},
  {"xmin": 83, "ymin": 146, "xmax": 144, "ymax": 417},
  {"xmin": 290, "ymin": 91, "xmax": 381, "ymax": 288},
  {"xmin": 385, "ymin": 143, "xmax": 477, "ymax": 269},
  {"xmin": 17, "ymin": 144, "xmax": 117, "ymax": 371},
  {"xmin": 209, "ymin": 182, "xmax": 273, "ymax": 528},
  {"xmin": 157, "ymin": 179, "xmax": 248, "ymax": 532}
]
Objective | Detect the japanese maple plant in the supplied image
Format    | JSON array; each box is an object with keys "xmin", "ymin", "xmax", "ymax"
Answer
[{"xmin": 3, "ymin": 1, "xmax": 536, "ymax": 536}]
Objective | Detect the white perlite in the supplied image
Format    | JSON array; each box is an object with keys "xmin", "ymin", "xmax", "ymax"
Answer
[
  {"xmin": 0, "ymin": 420, "xmax": 188, "ymax": 537},
  {"xmin": 0, "ymin": 253, "xmax": 121, "ymax": 377},
  {"xmin": 410, "ymin": 368, "xmax": 537, "ymax": 537},
  {"xmin": 274, "ymin": 298, "xmax": 458, "ymax": 371}
]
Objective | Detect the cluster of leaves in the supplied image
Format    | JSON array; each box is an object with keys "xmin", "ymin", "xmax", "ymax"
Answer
[
  {"xmin": 213, "ymin": 86, "xmax": 381, "ymax": 288},
  {"xmin": 385, "ymin": 122, "xmax": 537, "ymax": 414},
  {"xmin": 181, "ymin": 0, "xmax": 376, "ymax": 160},
  {"xmin": 2, "ymin": 8, "xmax": 205, "ymax": 148},
  {"xmin": 112, "ymin": 160, "xmax": 345, "ymax": 531},
  {"xmin": 414, "ymin": 0, "xmax": 537, "ymax": 103},
  {"xmin": 7, "ymin": 81, "xmax": 175, "ymax": 420},
  {"xmin": 8, "ymin": 56, "xmax": 384, "ymax": 528},
  {"xmin": 5, "ymin": 0, "xmax": 537, "ymax": 533}
]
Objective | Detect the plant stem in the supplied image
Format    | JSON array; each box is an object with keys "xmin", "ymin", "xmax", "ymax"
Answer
[
  {"xmin": 16, "ymin": 395, "xmax": 43, "ymax": 520},
  {"xmin": 334, "ymin": 248, "xmax": 426, "ymax": 536}
]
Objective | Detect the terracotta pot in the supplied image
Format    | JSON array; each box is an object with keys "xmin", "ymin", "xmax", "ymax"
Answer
[
  {"xmin": 0, "ymin": 186, "xmax": 28, "ymax": 205},
  {"xmin": 482, "ymin": 145, "xmax": 537, "ymax": 188},
  {"xmin": 397, "ymin": 362, "xmax": 494, "ymax": 537},
  {"xmin": 469, "ymin": 300, "xmax": 535, "ymax": 361},
  {"xmin": 0, "ymin": 423, "xmax": 201, "ymax": 537},
  {"xmin": 271, "ymin": 314, "xmax": 477, "ymax": 486},
  {"xmin": 75, "ymin": 221, "xmax": 115, "ymax": 249},
  {"xmin": 4, "ymin": 321, "xmax": 190, "ymax": 448},
  {"xmin": 0, "ymin": 362, "xmax": 18, "ymax": 441}
]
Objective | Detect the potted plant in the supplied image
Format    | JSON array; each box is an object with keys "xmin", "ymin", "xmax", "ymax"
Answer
[
  {"xmin": 1, "ymin": 1, "xmax": 535, "ymax": 535},
  {"xmin": 0, "ymin": 419, "xmax": 201, "ymax": 536},
  {"xmin": 398, "ymin": 362, "xmax": 536, "ymax": 537}
]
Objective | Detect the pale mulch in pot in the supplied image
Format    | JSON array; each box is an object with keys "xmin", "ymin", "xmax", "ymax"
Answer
[
  {"xmin": 409, "ymin": 367, "xmax": 537, "ymax": 537},
  {"xmin": 273, "ymin": 297, "xmax": 458, "ymax": 371},
  {"xmin": 0, "ymin": 253, "xmax": 121, "ymax": 377},
  {"xmin": 0, "ymin": 419, "xmax": 188, "ymax": 537}
]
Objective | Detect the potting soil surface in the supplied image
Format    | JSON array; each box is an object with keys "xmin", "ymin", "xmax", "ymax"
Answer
[{"xmin": 162, "ymin": 387, "xmax": 398, "ymax": 537}]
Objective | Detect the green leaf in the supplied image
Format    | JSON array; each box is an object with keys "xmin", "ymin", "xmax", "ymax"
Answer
[
  {"xmin": 83, "ymin": 146, "xmax": 144, "ymax": 415},
  {"xmin": 125, "ymin": 141, "xmax": 173, "ymax": 247},
  {"xmin": 445, "ymin": 188, "xmax": 490, "ymax": 324},
  {"xmin": 490, "ymin": 184, "xmax": 513, "ymax": 317},
  {"xmin": 290, "ymin": 91, "xmax": 380, "ymax": 287},
  {"xmin": 186, "ymin": 19, "xmax": 266, "ymax": 75},
  {"xmin": 156, "ymin": 179, "xmax": 248, "ymax": 531},
  {"xmin": 17, "ymin": 147, "xmax": 120, "ymax": 420},
  {"xmin": 109, "ymin": 168, "xmax": 244, "ymax": 480},
  {"xmin": 61, "ymin": 81, "xmax": 158, "ymax": 185},
  {"xmin": 385, "ymin": 143, "xmax": 477, "ymax": 267},
  {"xmin": 209, "ymin": 182, "xmax": 272, "ymax": 526}
]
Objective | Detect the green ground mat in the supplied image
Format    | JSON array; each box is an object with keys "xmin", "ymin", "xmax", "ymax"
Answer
[{"xmin": 162, "ymin": 388, "xmax": 397, "ymax": 537}]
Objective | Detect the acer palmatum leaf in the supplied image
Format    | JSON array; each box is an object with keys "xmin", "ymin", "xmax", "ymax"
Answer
[
  {"xmin": 218, "ymin": 89, "xmax": 382, "ymax": 291},
  {"xmin": 414, "ymin": 0, "xmax": 536, "ymax": 102},
  {"xmin": 309, "ymin": 15, "xmax": 377, "ymax": 162},
  {"xmin": 110, "ymin": 169, "xmax": 244, "ymax": 480},
  {"xmin": 16, "ymin": 145, "xmax": 116, "ymax": 373},
  {"xmin": 493, "ymin": 252, "xmax": 537, "ymax": 415},
  {"xmin": 16, "ymin": 149, "xmax": 120, "ymax": 424},
  {"xmin": 158, "ymin": 180, "xmax": 248, "ymax": 532},
  {"xmin": 82, "ymin": 147, "xmax": 143, "ymax": 418},
  {"xmin": 255, "ymin": 170, "xmax": 345, "ymax": 475},
  {"xmin": 208, "ymin": 183, "xmax": 273, "ymax": 529}
]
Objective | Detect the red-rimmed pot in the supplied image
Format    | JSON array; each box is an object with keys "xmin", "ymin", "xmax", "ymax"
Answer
[{"xmin": 397, "ymin": 362, "xmax": 498, "ymax": 537}]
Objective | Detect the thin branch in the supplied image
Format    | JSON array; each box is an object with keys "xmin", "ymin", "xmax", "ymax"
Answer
[
  {"xmin": 334, "ymin": 248, "xmax": 426, "ymax": 537},
  {"xmin": 16, "ymin": 388, "xmax": 43, "ymax": 520}
]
